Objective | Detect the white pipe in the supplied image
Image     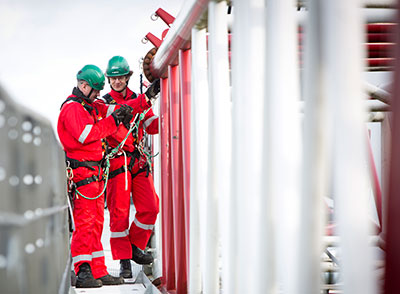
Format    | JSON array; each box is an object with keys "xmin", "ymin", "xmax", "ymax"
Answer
[
  {"xmin": 323, "ymin": 1, "xmax": 377, "ymax": 294},
  {"xmin": 323, "ymin": 235, "xmax": 381, "ymax": 247},
  {"xmin": 231, "ymin": 0, "xmax": 272, "ymax": 293},
  {"xmin": 189, "ymin": 27, "xmax": 209, "ymax": 294},
  {"xmin": 364, "ymin": 81, "xmax": 391, "ymax": 105},
  {"xmin": 363, "ymin": 0, "xmax": 395, "ymax": 7},
  {"xmin": 206, "ymin": 1, "xmax": 231, "ymax": 293},
  {"xmin": 298, "ymin": 0, "xmax": 328, "ymax": 293},
  {"xmin": 203, "ymin": 2, "xmax": 222, "ymax": 291},
  {"xmin": 297, "ymin": 8, "xmax": 396, "ymax": 25},
  {"xmin": 265, "ymin": 1, "xmax": 302, "ymax": 293},
  {"xmin": 152, "ymin": 99, "xmax": 163, "ymax": 280}
]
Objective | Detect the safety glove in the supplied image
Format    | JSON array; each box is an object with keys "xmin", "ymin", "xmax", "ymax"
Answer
[
  {"xmin": 145, "ymin": 79, "xmax": 160, "ymax": 100},
  {"xmin": 111, "ymin": 104, "xmax": 133, "ymax": 125},
  {"xmin": 122, "ymin": 112, "xmax": 134, "ymax": 129}
]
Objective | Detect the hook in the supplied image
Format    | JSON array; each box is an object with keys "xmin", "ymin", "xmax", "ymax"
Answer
[{"xmin": 151, "ymin": 13, "xmax": 159, "ymax": 21}]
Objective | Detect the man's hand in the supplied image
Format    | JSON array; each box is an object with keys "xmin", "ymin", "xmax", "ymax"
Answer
[
  {"xmin": 122, "ymin": 112, "xmax": 134, "ymax": 129},
  {"xmin": 145, "ymin": 79, "xmax": 160, "ymax": 100},
  {"xmin": 111, "ymin": 104, "xmax": 133, "ymax": 125}
]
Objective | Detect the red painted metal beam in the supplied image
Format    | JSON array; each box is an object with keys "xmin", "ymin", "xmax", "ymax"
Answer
[
  {"xmin": 168, "ymin": 65, "xmax": 187, "ymax": 294},
  {"xmin": 159, "ymin": 78, "xmax": 176, "ymax": 291},
  {"xmin": 384, "ymin": 2, "xmax": 400, "ymax": 293},
  {"xmin": 178, "ymin": 49, "xmax": 191, "ymax": 276},
  {"xmin": 145, "ymin": 32, "xmax": 162, "ymax": 48},
  {"xmin": 155, "ymin": 8, "xmax": 176, "ymax": 27}
]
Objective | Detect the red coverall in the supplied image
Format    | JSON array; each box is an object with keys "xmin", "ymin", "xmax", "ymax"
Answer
[
  {"xmin": 101, "ymin": 88, "xmax": 159, "ymax": 260},
  {"xmin": 57, "ymin": 88, "xmax": 118, "ymax": 278}
]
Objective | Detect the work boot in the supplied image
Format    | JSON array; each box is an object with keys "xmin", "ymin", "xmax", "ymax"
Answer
[
  {"xmin": 120, "ymin": 259, "xmax": 133, "ymax": 278},
  {"xmin": 131, "ymin": 243, "xmax": 154, "ymax": 265},
  {"xmin": 97, "ymin": 274, "xmax": 125, "ymax": 285},
  {"xmin": 75, "ymin": 263, "xmax": 102, "ymax": 288}
]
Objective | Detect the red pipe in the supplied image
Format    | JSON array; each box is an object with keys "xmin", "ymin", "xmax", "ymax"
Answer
[
  {"xmin": 367, "ymin": 23, "xmax": 396, "ymax": 33},
  {"xmin": 367, "ymin": 43, "xmax": 394, "ymax": 51},
  {"xmin": 159, "ymin": 78, "xmax": 176, "ymax": 290},
  {"xmin": 367, "ymin": 57, "xmax": 394, "ymax": 67},
  {"xmin": 367, "ymin": 33, "xmax": 395, "ymax": 43},
  {"xmin": 168, "ymin": 65, "xmax": 187, "ymax": 294},
  {"xmin": 178, "ymin": 49, "xmax": 192, "ymax": 276},
  {"xmin": 384, "ymin": 2, "xmax": 400, "ymax": 293}
]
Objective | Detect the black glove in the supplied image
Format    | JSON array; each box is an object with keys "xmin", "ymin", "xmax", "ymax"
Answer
[
  {"xmin": 111, "ymin": 104, "xmax": 133, "ymax": 125},
  {"xmin": 145, "ymin": 79, "xmax": 160, "ymax": 100},
  {"xmin": 122, "ymin": 112, "xmax": 134, "ymax": 129}
]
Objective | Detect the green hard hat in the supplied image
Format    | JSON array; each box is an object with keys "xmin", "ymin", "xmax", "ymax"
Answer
[
  {"xmin": 106, "ymin": 56, "xmax": 131, "ymax": 77},
  {"xmin": 77, "ymin": 65, "xmax": 105, "ymax": 90}
]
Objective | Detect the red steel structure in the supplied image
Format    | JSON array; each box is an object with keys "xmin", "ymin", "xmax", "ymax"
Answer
[
  {"xmin": 145, "ymin": 3, "xmax": 394, "ymax": 293},
  {"xmin": 384, "ymin": 2, "xmax": 400, "ymax": 293}
]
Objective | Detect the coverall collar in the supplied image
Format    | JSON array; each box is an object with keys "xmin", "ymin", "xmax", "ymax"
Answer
[
  {"xmin": 72, "ymin": 87, "xmax": 92, "ymax": 104},
  {"xmin": 110, "ymin": 87, "xmax": 135, "ymax": 101}
]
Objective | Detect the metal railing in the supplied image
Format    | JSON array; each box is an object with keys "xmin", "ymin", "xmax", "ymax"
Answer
[{"xmin": 0, "ymin": 84, "xmax": 70, "ymax": 294}]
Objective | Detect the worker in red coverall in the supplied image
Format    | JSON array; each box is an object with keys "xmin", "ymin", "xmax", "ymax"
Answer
[
  {"xmin": 58, "ymin": 64, "xmax": 133, "ymax": 288},
  {"xmin": 99, "ymin": 56, "xmax": 160, "ymax": 278}
]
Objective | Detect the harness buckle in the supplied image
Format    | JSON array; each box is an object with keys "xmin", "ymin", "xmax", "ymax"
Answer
[{"xmin": 66, "ymin": 162, "xmax": 74, "ymax": 180}]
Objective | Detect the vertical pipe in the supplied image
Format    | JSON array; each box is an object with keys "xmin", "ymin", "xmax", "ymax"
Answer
[
  {"xmin": 152, "ymin": 98, "xmax": 163, "ymax": 280},
  {"xmin": 231, "ymin": 0, "xmax": 271, "ymax": 293},
  {"xmin": 384, "ymin": 1, "xmax": 400, "ymax": 292},
  {"xmin": 324, "ymin": 1, "xmax": 376, "ymax": 294},
  {"xmin": 189, "ymin": 27, "xmax": 209, "ymax": 294},
  {"xmin": 366, "ymin": 129, "xmax": 383, "ymax": 230},
  {"xmin": 168, "ymin": 65, "xmax": 187, "ymax": 294},
  {"xmin": 265, "ymin": 1, "xmax": 302, "ymax": 293},
  {"xmin": 160, "ymin": 78, "xmax": 176, "ymax": 290},
  {"xmin": 207, "ymin": 1, "xmax": 231, "ymax": 293},
  {"xmin": 299, "ymin": 0, "xmax": 328, "ymax": 293},
  {"xmin": 178, "ymin": 48, "xmax": 192, "ymax": 278}
]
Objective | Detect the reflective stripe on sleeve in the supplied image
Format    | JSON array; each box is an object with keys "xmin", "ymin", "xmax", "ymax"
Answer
[
  {"xmin": 72, "ymin": 254, "xmax": 92, "ymax": 264},
  {"xmin": 107, "ymin": 105, "xmax": 116, "ymax": 117},
  {"xmin": 78, "ymin": 125, "xmax": 93, "ymax": 143},
  {"xmin": 110, "ymin": 230, "xmax": 129, "ymax": 238},
  {"xmin": 92, "ymin": 251, "xmax": 105, "ymax": 258},
  {"xmin": 143, "ymin": 115, "xmax": 158, "ymax": 130},
  {"xmin": 133, "ymin": 218, "xmax": 154, "ymax": 230}
]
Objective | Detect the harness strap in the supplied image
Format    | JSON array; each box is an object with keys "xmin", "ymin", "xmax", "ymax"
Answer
[
  {"xmin": 108, "ymin": 149, "xmax": 146, "ymax": 179},
  {"xmin": 74, "ymin": 175, "xmax": 102, "ymax": 188},
  {"xmin": 131, "ymin": 167, "xmax": 148, "ymax": 179},
  {"xmin": 66, "ymin": 156, "xmax": 101, "ymax": 171},
  {"xmin": 109, "ymin": 165, "xmax": 129, "ymax": 179}
]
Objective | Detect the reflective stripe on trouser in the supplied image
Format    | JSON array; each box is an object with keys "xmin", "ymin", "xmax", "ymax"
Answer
[
  {"xmin": 107, "ymin": 155, "xmax": 159, "ymax": 256},
  {"xmin": 71, "ymin": 181, "xmax": 108, "ymax": 279},
  {"xmin": 128, "ymin": 165, "xmax": 159, "ymax": 250},
  {"xmin": 107, "ymin": 156, "xmax": 134, "ymax": 260}
]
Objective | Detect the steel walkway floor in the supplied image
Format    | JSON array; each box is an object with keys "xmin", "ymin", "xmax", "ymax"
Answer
[{"xmin": 70, "ymin": 207, "xmax": 160, "ymax": 294}]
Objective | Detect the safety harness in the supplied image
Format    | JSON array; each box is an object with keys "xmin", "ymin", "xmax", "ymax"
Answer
[
  {"xmin": 101, "ymin": 92, "xmax": 151, "ymax": 181},
  {"xmin": 107, "ymin": 148, "xmax": 150, "ymax": 180},
  {"xmin": 63, "ymin": 92, "xmax": 153, "ymax": 202},
  {"xmin": 65, "ymin": 156, "xmax": 104, "ymax": 188}
]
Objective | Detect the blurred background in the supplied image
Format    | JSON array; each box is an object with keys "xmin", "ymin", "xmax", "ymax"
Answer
[{"xmin": 0, "ymin": 0, "xmax": 184, "ymax": 132}]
